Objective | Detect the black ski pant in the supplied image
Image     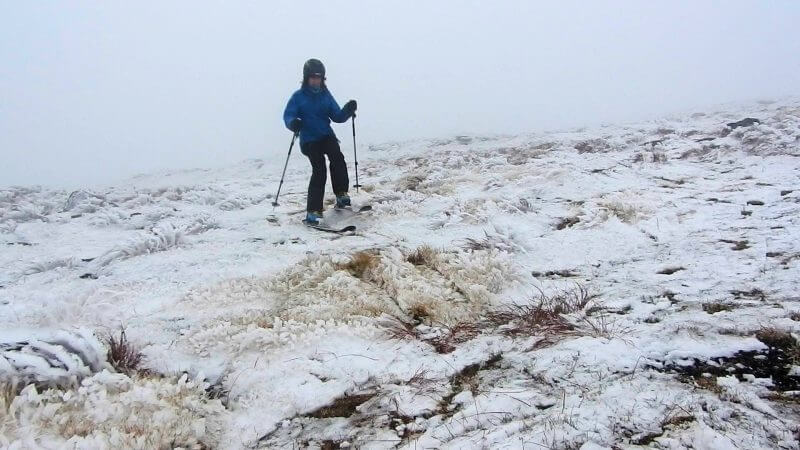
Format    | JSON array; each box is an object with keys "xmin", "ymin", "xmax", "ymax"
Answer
[{"xmin": 300, "ymin": 135, "xmax": 349, "ymax": 213}]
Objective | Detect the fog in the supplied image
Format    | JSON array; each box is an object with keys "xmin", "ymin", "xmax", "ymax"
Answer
[{"xmin": 2, "ymin": 1, "xmax": 799, "ymax": 188}]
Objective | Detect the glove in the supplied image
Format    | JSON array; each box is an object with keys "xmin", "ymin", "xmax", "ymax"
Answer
[
  {"xmin": 342, "ymin": 100, "xmax": 357, "ymax": 117},
  {"xmin": 289, "ymin": 118, "xmax": 302, "ymax": 133}
]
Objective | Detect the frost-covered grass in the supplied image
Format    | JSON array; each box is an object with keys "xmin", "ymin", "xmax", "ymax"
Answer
[
  {"xmin": 2, "ymin": 98, "xmax": 800, "ymax": 448},
  {"xmin": 1, "ymin": 372, "xmax": 224, "ymax": 449}
]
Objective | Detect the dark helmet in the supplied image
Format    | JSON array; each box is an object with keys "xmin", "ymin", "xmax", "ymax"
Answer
[{"xmin": 303, "ymin": 59, "xmax": 326, "ymax": 80}]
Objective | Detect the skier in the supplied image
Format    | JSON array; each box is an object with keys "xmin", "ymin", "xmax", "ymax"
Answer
[{"xmin": 283, "ymin": 58, "xmax": 357, "ymax": 225}]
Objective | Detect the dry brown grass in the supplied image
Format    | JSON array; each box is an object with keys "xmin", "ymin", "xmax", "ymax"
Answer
[
  {"xmin": 486, "ymin": 303, "xmax": 574, "ymax": 337},
  {"xmin": 306, "ymin": 393, "xmax": 376, "ymax": 419},
  {"xmin": 531, "ymin": 284, "xmax": 597, "ymax": 314},
  {"xmin": 691, "ymin": 375, "xmax": 723, "ymax": 394},
  {"xmin": 429, "ymin": 322, "xmax": 481, "ymax": 354},
  {"xmin": 106, "ymin": 329, "xmax": 145, "ymax": 376},
  {"xmin": 755, "ymin": 327, "xmax": 796, "ymax": 350},
  {"xmin": 578, "ymin": 310, "xmax": 626, "ymax": 339},
  {"xmin": 662, "ymin": 414, "xmax": 695, "ymax": 428},
  {"xmin": 31, "ymin": 374, "xmax": 223, "ymax": 448},
  {"xmin": 396, "ymin": 174, "xmax": 425, "ymax": 192},
  {"xmin": 679, "ymin": 147, "xmax": 714, "ymax": 160},
  {"xmin": 556, "ymin": 216, "xmax": 580, "ymax": 230},
  {"xmin": 408, "ymin": 302, "xmax": 432, "ymax": 322},
  {"xmin": 406, "ymin": 367, "xmax": 431, "ymax": 386},
  {"xmin": 384, "ymin": 317, "xmax": 419, "ymax": 342},
  {"xmin": 517, "ymin": 197, "xmax": 533, "ymax": 212},
  {"xmin": 438, "ymin": 353, "xmax": 503, "ymax": 415},
  {"xmin": 383, "ymin": 283, "xmax": 599, "ymax": 352},
  {"xmin": 731, "ymin": 288, "xmax": 766, "ymax": 301},
  {"xmin": 487, "ymin": 285, "xmax": 598, "ymax": 338},
  {"xmin": 720, "ymin": 239, "xmax": 750, "ymax": 251},
  {"xmin": 633, "ymin": 151, "xmax": 667, "ymax": 163},
  {"xmin": 702, "ymin": 302, "xmax": 735, "ymax": 314},
  {"xmin": 406, "ymin": 245, "xmax": 438, "ymax": 267},
  {"xmin": 1, "ymin": 379, "xmax": 23, "ymax": 411},
  {"xmin": 599, "ymin": 201, "xmax": 643, "ymax": 223},
  {"xmin": 460, "ymin": 230, "xmax": 525, "ymax": 253},
  {"xmin": 462, "ymin": 237, "xmax": 493, "ymax": 251},
  {"xmin": 531, "ymin": 269, "xmax": 580, "ymax": 279},
  {"xmin": 575, "ymin": 139, "xmax": 611, "ymax": 154},
  {"xmin": 383, "ymin": 316, "xmax": 481, "ymax": 354},
  {"xmin": 338, "ymin": 251, "xmax": 380, "ymax": 279}
]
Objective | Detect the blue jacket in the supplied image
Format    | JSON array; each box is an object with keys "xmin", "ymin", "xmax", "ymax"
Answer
[{"xmin": 283, "ymin": 86, "xmax": 352, "ymax": 145}]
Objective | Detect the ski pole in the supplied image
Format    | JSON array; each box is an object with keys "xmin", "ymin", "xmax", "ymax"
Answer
[
  {"xmin": 352, "ymin": 115, "xmax": 362, "ymax": 192},
  {"xmin": 272, "ymin": 132, "xmax": 298, "ymax": 207}
]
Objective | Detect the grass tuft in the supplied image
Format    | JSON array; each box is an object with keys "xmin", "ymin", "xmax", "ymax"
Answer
[
  {"xmin": 429, "ymin": 322, "xmax": 481, "ymax": 354},
  {"xmin": 383, "ymin": 317, "xmax": 481, "ymax": 354},
  {"xmin": 1, "ymin": 379, "xmax": 24, "ymax": 411},
  {"xmin": 556, "ymin": 217, "xmax": 580, "ymax": 230},
  {"xmin": 406, "ymin": 245, "xmax": 438, "ymax": 267},
  {"xmin": 599, "ymin": 201, "xmax": 643, "ymax": 223},
  {"xmin": 755, "ymin": 328, "xmax": 796, "ymax": 350},
  {"xmin": 339, "ymin": 251, "xmax": 380, "ymax": 279},
  {"xmin": 106, "ymin": 328, "xmax": 145, "ymax": 376},
  {"xmin": 487, "ymin": 285, "xmax": 598, "ymax": 338},
  {"xmin": 702, "ymin": 302, "xmax": 735, "ymax": 314}
]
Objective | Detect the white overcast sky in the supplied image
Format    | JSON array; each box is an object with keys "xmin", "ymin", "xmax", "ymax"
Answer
[{"xmin": 2, "ymin": 1, "xmax": 799, "ymax": 188}]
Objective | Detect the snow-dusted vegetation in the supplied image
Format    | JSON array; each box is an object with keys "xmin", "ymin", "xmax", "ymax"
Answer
[{"xmin": 2, "ymin": 99, "xmax": 799, "ymax": 448}]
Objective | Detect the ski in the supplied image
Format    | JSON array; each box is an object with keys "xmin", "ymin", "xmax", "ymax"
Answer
[
  {"xmin": 303, "ymin": 221, "xmax": 357, "ymax": 234},
  {"xmin": 333, "ymin": 205, "xmax": 372, "ymax": 213}
]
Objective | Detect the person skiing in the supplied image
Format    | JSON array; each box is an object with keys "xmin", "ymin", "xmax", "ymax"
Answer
[{"xmin": 283, "ymin": 58, "xmax": 357, "ymax": 225}]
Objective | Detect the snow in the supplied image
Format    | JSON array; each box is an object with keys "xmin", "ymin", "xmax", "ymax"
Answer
[
  {"xmin": 0, "ymin": 328, "xmax": 106, "ymax": 389},
  {"xmin": 2, "ymin": 98, "xmax": 800, "ymax": 448}
]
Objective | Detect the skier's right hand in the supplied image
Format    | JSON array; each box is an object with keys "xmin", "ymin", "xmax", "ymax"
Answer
[{"xmin": 289, "ymin": 118, "xmax": 302, "ymax": 133}]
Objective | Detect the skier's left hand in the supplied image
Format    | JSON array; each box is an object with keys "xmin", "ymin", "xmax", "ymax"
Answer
[{"xmin": 343, "ymin": 100, "xmax": 357, "ymax": 117}]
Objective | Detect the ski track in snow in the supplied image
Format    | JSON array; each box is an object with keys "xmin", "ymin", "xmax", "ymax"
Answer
[{"xmin": 1, "ymin": 99, "xmax": 800, "ymax": 448}]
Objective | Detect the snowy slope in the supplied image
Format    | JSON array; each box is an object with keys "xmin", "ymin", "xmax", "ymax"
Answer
[{"xmin": 1, "ymin": 99, "xmax": 800, "ymax": 449}]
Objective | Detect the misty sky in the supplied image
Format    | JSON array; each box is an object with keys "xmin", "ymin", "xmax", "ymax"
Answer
[{"xmin": 2, "ymin": 1, "xmax": 799, "ymax": 189}]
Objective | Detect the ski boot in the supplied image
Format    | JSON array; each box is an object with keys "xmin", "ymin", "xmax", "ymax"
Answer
[
  {"xmin": 335, "ymin": 193, "xmax": 351, "ymax": 209},
  {"xmin": 303, "ymin": 211, "xmax": 324, "ymax": 226}
]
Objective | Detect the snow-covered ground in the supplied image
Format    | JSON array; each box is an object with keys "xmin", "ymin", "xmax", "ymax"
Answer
[{"xmin": 2, "ymin": 99, "xmax": 799, "ymax": 449}]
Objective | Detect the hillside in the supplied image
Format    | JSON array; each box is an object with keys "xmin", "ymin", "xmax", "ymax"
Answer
[{"xmin": 2, "ymin": 99, "xmax": 800, "ymax": 449}]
